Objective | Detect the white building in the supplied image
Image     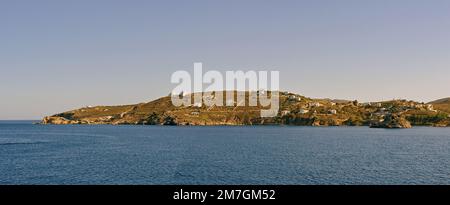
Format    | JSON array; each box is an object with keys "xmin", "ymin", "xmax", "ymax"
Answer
[
  {"xmin": 288, "ymin": 95, "xmax": 301, "ymax": 101},
  {"xmin": 281, "ymin": 110, "xmax": 291, "ymax": 116},
  {"xmin": 309, "ymin": 102, "xmax": 322, "ymax": 107},
  {"xmin": 329, "ymin": 110, "xmax": 337, "ymax": 115},
  {"xmin": 299, "ymin": 109, "xmax": 309, "ymax": 114},
  {"xmin": 415, "ymin": 104, "xmax": 424, "ymax": 109}
]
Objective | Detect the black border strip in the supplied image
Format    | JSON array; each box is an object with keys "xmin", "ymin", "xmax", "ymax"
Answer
[{"xmin": 0, "ymin": 185, "xmax": 449, "ymax": 203}]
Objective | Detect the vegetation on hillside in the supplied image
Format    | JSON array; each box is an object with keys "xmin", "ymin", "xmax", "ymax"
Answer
[{"xmin": 41, "ymin": 91, "xmax": 450, "ymax": 128}]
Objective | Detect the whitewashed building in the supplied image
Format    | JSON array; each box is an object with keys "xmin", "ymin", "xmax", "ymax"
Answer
[
  {"xmin": 288, "ymin": 95, "xmax": 301, "ymax": 101},
  {"xmin": 309, "ymin": 102, "xmax": 322, "ymax": 107},
  {"xmin": 299, "ymin": 109, "xmax": 309, "ymax": 114},
  {"xmin": 281, "ymin": 110, "xmax": 291, "ymax": 116}
]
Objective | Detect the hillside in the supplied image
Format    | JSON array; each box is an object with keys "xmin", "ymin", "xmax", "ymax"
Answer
[
  {"xmin": 429, "ymin": 97, "xmax": 450, "ymax": 104},
  {"xmin": 41, "ymin": 91, "xmax": 450, "ymax": 128},
  {"xmin": 429, "ymin": 97, "xmax": 450, "ymax": 113}
]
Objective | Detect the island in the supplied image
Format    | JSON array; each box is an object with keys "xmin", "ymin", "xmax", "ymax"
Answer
[{"xmin": 41, "ymin": 91, "xmax": 450, "ymax": 128}]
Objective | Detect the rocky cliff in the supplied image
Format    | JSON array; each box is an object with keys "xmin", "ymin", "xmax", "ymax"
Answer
[{"xmin": 370, "ymin": 114, "xmax": 412, "ymax": 129}]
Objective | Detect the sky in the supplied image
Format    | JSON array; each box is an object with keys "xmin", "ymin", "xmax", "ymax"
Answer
[{"xmin": 1, "ymin": 0, "xmax": 450, "ymax": 120}]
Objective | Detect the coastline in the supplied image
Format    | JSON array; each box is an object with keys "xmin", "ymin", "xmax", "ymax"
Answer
[{"xmin": 39, "ymin": 91, "xmax": 450, "ymax": 129}]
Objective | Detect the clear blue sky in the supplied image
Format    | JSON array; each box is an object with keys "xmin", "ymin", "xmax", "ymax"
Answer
[{"xmin": 1, "ymin": 0, "xmax": 450, "ymax": 119}]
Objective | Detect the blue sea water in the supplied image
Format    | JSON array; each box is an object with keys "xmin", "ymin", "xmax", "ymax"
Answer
[{"xmin": 0, "ymin": 121, "xmax": 450, "ymax": 185}]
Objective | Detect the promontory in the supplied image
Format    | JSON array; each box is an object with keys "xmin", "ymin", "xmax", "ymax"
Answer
[{"xmin": 41, "ymin": 91, "xmax": 450, "ymax": 128}]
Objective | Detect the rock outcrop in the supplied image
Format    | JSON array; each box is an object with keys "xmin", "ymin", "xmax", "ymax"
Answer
[
  {"xmin": 370, "ymin": 114, "xmax": 412, "ymax": 129},
  {"xmin": 42, "ymin": 116, "xmax": 78, "ymax": 125}
]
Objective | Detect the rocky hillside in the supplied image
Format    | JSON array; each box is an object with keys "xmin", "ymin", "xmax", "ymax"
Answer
[
  {"xmin": 429, "ymin": 98, "xmax": 450, "ymax": 113},
  {"xmin": 41, "ymin": 91, "xmax": 450, "ymax": 128}
]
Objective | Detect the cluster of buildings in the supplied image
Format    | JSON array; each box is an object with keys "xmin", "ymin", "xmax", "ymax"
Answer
[{"xmin": 186, "ymin": 92, "xmax": 444, "ymax": 120}]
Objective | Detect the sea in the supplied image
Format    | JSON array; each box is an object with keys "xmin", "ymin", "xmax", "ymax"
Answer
[{"xmin": 1, "ymin": 120, "xmax": 450, "ymax": 185}]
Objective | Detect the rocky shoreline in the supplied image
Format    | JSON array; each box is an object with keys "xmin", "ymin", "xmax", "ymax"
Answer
[{"xmin": 369, "ymin": 114, "xmax": 412, "ymax": 129}]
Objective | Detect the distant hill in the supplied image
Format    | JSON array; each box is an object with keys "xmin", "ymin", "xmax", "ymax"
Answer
[
  {"xmin": 429, "ymin": 97, "xmax": 450, "ymax": 104},
  {"xmin": 429, "ymin": 97, "xmax": 450, "ymax": 113}
]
